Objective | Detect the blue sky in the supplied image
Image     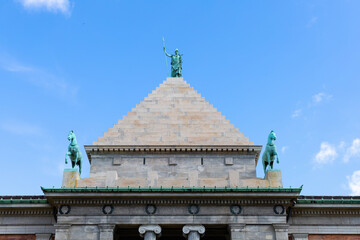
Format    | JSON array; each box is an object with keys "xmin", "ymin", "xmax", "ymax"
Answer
[{"xmin": 1, "ymin": 0, "xmax": 360, "ymax": 196}]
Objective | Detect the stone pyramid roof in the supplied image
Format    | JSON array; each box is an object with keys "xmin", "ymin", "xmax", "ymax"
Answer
[{"xmin": 94, "ymin": 78, "xmax": 252, "ymax": 145}]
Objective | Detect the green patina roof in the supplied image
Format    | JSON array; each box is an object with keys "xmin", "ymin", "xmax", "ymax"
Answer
[
  {"xmin": 0, "ymin": 196, "xmax": 48, "ymax": 204},
  {"xmin": 297, "ymin": 196, "xmax": 360, "ymax": 204},
  {"xmin": 41, "ymin": 186, "xmax": 303, "ymax": 193}
]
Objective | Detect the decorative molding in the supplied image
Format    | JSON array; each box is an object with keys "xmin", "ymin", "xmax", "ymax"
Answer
[
  {"xmin": 230, "ymin": 205, "xmax": 242, "ymax": 215},
  {"xmin": 145, "ymin": 204, "xmax": 157, "ymax": 214},
  {"xmin": 0, "ymin": 209, "xmax": 53, "ymax": 215},
  {"xmin": 52, "ymin": 199, "xmax": 292, "ymax": 206},
  {"xmin": 59, "ymin": 205, "xmax": 71, "ymax": 214},
  {"xmin": 188, "ymin": 204, "xmax": 200, "ymax": 214},
  {"xmin": 85, "ymin": 145, "xmax": 262, "ymax": 153},
  {"xmin": 102, "ymin": 205, "xmax": 114, "ymax": 214},
  {"xmin": 292, "ymin": 209, "xmax": 360, "ymax": 216},
  {"xmin": 273, "ymin": 205, "xmax": 285, "ymax": 214},
  {"xmin": 85, "ymin": 145, "xmax": 262, "ymax": 163}
]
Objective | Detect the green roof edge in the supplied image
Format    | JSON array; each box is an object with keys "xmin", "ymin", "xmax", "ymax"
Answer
[
  {"xmin": 41, "ymin": 186, "xmax": 303, "ymax": 193},
  {"xmin": 0, "ymin": 198, "xmax": 48, "ymax": 204},
  {"xmin": 297, "ymin": 198, "xmax": 360, "ymax": 204}
]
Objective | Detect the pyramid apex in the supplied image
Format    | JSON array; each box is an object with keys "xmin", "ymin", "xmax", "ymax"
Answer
[{"xmin": 94, "ymin": 78, "xmax": 252, "ymax": 145}]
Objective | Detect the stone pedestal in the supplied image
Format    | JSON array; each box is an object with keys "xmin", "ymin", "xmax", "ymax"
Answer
[
  {"xmin": 99, "ymin": 224, "xmax": 115, "ymax": 240},
  {"xmin": 265, "ymin": 170, "xmax": 283, "ymax": 188},
  {"xmin": 273, "ymin": 224, "xmax": 289, "ymax": 240},
  {"xmin": 182, "ymin": 225, "xmax": 205, "ymax": 240},
  {"xmin": 292, "ymin": 234, "xmax": 308, "ymax": 240},
  {"xmin": 62, "ymin": 169, "xmax": 80, "ymax": 188},
  {"xmin": 139, "ymin": 225, "xmax": 162, "ymax": 240},
  {"xmin": 228, "ymin": 224, "xmax": 246, "ymax": 240}
]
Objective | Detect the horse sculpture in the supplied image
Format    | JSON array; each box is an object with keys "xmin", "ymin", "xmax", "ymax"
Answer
[
  {"xmin": 65, "ymin": 130, "xmax": 82, "ymax": 175},
  {"xmin": 262, "ymin": 130, "xmax": 279, "ymax": 175}
]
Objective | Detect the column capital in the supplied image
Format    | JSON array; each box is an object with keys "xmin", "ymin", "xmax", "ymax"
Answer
[
  {"xmin": 98, "ymin": 224, "xmax": 116, "ymax": 232},
  {"xmin": 273, "ymin": 224, "xmax": 289, "ymax": 232},
  {"xmin": 139, "ymin": 225, "xmax": 162, "ymax": 236},
  {"xmin": 182, "ymin": 225, "xmax": 205, "ymax": 235},
  {"xmin": 54, "ymin": 224, "xmax": 71, "ymax": 231},
  {"xmin": 228, "ymin": 224, "xmax": 246, "ymax": 232}
]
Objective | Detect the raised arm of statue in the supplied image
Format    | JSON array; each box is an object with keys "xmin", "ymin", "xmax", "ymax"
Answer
[{"xmin": 163, "ymin": 47, "xmax": 172, "ymax": 57}]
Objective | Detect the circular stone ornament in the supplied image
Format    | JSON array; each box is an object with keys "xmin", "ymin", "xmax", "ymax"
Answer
[
  {"xmin": 230, "ymin": 205, "xmax": 242, "ymax": 215},
  {"xmin": 145, "ymin": 204, "xmax": 157, "ymax": 215},
  {"xmin": 102, "ymin": 205, "xmax": 114, "ymax": 215},
  {"xmin": 188, "ymin": 204, "xmax": 200, "ymax": 215},
  {"xmin": 273, "ymin": 205, "xmax": 285, "ymax": 215},
  {"xmin": 59, "ymin": 205, "xmax": 71, "ymax": 215}
]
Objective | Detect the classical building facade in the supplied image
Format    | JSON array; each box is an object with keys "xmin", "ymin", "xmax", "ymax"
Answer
[{"xmin": 1, "ymin": 78, "xmax": 360, "ymax": 240}]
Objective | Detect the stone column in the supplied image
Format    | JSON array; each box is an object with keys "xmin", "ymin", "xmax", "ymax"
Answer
[
  {"xmin": 139, "ymin": 225, "xmax": 162, "ymax": 240},
  {"xmin": 273, "ymin": 224, "xmax": 289, "ymax": 240},
  {"xmin": 292, "ymin": 233, "xmax": 308, "ymax": 240},
  {"xmin": 182, "ymin": 225, "xmax": 205, "ymax": 240},
  {"xmin": 54, "ymin": 224, "xmax": 70, "ymax": 240},
  {"xmin": 99, "ymin": 224, "xmax": 116, "ymax": 240},
  {"xmin": 36, "ymin": 234, "xmax": 53, "ymax": 240},
  {"xmin": 228, "ymin": 224, "xmax": 246, "ymax": 240}
]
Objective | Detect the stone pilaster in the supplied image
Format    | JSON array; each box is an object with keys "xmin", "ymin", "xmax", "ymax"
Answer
[
  {"xmin": 99, "ymin": 224, "xmax": 115, "ymax": 240},
  {"xmin": 182, "ymin": 225, "xmax": 205, "ymax": 240},
  {"xmin": 228, "ymin": 224, "xmax": 246, "ymax": 240},
  {"xmin": 292, "ymin": 233, "xmax": 308, "ymax": 240},
  {"xmin": 273, "ymin": 224, "xmax": 289, "ymax": 240},
  {"xmin": 54, "ymin": 224, "xmax": 71, "ymax": 240},
  {"xmin": 139, "ymin": 225, "xmax": 162, "ymax": 240},
  {"xmin": 36, "ymin": 233, "xmax": 53, "ymax": 240}
]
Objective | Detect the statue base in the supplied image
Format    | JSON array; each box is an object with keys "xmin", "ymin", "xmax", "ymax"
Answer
[
  {"xmin": 62, "ymin": 168, "xmax": 80, "ymax": 188},
  {"xmin": 265, "ymin": 169, "xmax": 283, "ymax": 188}
]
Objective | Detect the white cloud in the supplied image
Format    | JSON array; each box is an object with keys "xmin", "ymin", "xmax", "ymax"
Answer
[
  {"xmin": 344, "ymin": 138, "xmax": 360, "ymax": 163},
  {"xmin": 312, "ymin": 92, "xmax": 332, "ymax": 104},
  {"xmin": 0, "ymin": 56, "xmax": 78, "ymax": 99},
  {"xmin": 347, "ymin": 170, "xmax": 360, "ymax": 195},
  {"xmin": 19, "ymin": 0, "xmax": 70, "ymax": 15},
  {"xmin": 314, "ymin": 142, "xmax": 337, "ymax": 165},
  {"xmin": 291, "ymin": 109, "xmax": 302, "ymax": 118},
  {"xmin": 0, "ymin": 121, "xmax": 44, "ymax": 136},
  {"xmin": 3, "ymin": 63, "xmax": 34, "ymax": 72},
  {"xmin": 281, "ymin": 146, "xmax": 288, "ymax": 153},
  {"xmin": 292, "ymin": 92, "xmax": 332, "ymax": 120}
]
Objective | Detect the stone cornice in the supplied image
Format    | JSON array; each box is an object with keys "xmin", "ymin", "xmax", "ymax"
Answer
[
  {"xmin": 50, "ymin": 198, "xmax": 294, "ymax": 206},
  {"xmin": 0, "ymin": 206, "xmax": 53, "ymax": 216},
  {"xmin": 84, "ymin": 145, "xmax": 262, "ymax": 163},
  {"xmin": 42, "ymin": 187, "xmax": 301, "ymax": 207},
  {"xmin": 42, "ymin": 187, "xmax": 301, "ymax": 193},
  {"xmin": 292, "ymin": 208, "xmax": 360, "ymax": 216},
  {"xmin": 293, "ymin": 203, "xmax": 360, "ymax": 216}
]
